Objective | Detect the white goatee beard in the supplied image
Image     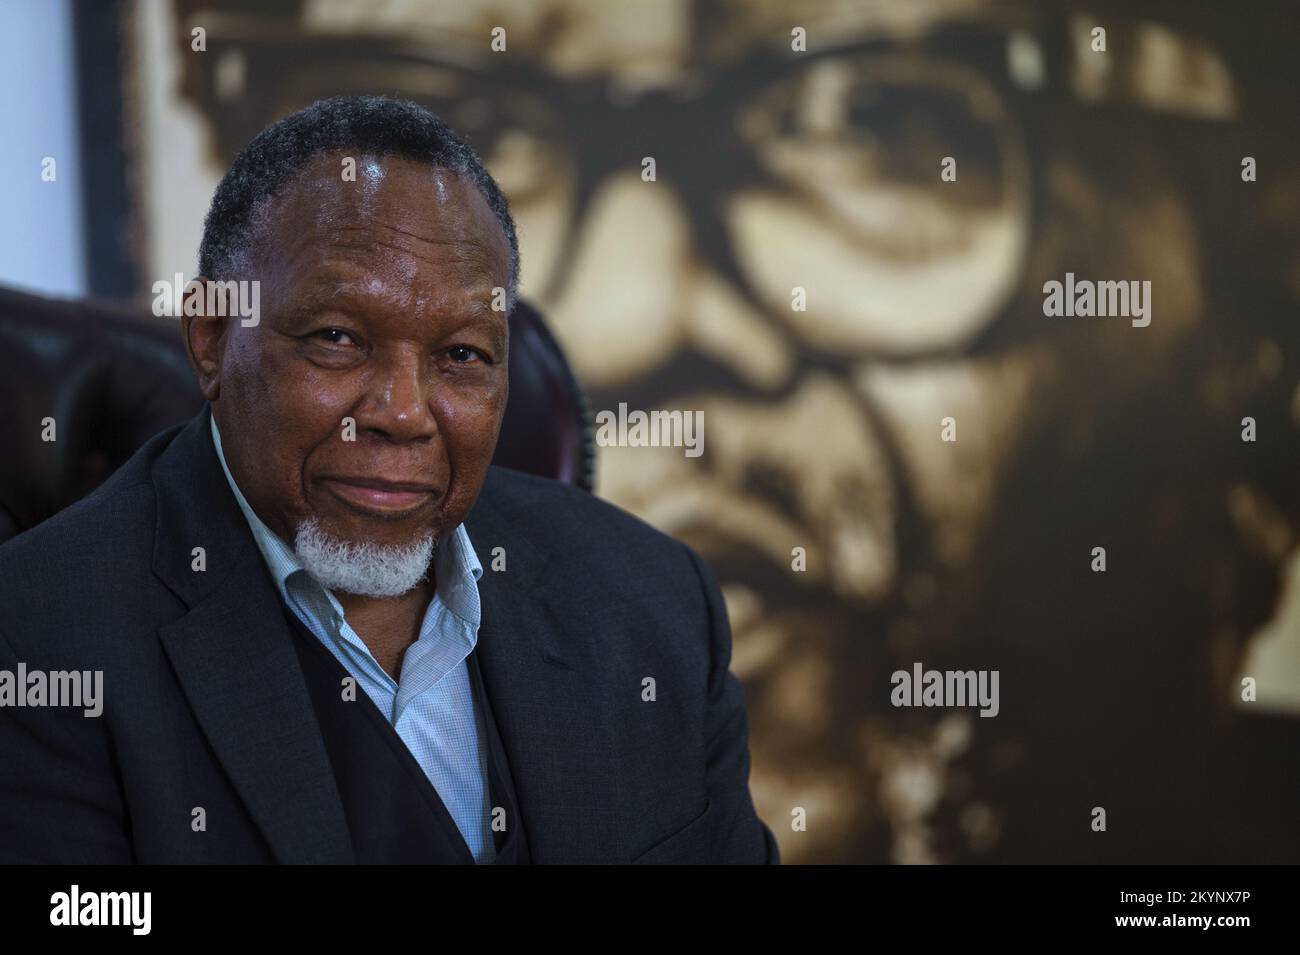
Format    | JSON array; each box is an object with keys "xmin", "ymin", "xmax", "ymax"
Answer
[{"xmin": 293, "ymin": 516, "xmax": 436, "ymax": 598}]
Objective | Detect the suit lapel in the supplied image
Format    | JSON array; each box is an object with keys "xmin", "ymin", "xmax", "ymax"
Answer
[
  {"xmin": 151, "ymin": 408, "xmax": 354, "ymax": 863},
  {"xmin": 466, "ymin": 472, "xmax": 629, "ymax": 862}
]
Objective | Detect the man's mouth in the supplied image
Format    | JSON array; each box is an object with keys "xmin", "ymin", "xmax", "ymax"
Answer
[{"xmin": 318, "ymin": 476, "xmax": 439, "ymax": 515}]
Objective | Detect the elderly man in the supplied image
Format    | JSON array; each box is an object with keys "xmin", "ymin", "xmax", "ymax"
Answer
[{"xmin": 0, "ymin": 96, "xmax": 777, "ymax": 864}]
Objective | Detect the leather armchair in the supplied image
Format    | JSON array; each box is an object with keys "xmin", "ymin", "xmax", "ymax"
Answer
[{"xmin": 0, "ymin": 285, "xmax": 593, "ymax": 543}]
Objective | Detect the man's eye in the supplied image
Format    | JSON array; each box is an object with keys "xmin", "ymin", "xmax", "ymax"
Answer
[
  {"xmin": 313, "ymin": 328, "xmax": 356, "ymax": 346},
  {"xmin": 448, "ymin": 345, "xmax": 484, "ymax": 363}
]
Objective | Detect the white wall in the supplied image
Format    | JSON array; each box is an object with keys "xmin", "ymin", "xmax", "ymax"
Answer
[{"xmin": 0, "ymin": 0, "xmax": 85, "ymax": 297}]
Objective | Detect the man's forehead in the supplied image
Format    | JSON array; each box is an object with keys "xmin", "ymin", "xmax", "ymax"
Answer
[
  {"xmin": 246, "ymin": 153, "xmax": 506, "ymax": 275},
  {"xmin": 268, "ymin": 276, "xmax": 507, "ymax": 345},
  {"xmin": 270, "ymin": 152, "xmax": 466, "ymax": 213},
  {"xmin": 260, "ymin": 237, "xmax": 506, "ymax": 316}
]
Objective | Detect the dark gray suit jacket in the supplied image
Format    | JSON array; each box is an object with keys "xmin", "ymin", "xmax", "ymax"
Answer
[{"xmin": 0, "ymin": 407, "xmax": 779, "ymax": 864}]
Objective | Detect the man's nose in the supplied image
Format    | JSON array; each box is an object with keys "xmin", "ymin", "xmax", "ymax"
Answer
[{"xmin": 353, "ymin": 350, "xmax": 439, "ymax": 442}]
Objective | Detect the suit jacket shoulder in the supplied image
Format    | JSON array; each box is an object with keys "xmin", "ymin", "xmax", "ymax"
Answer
[
  {"xmin": 469, "ymin": 464, "xmax": 709, "ymax": 611},
  {"xmin": 467, "ymin": 465, "xmax": 779, "ymax": 864}
]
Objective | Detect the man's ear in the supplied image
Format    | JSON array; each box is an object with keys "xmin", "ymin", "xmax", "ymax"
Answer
[{"xmin": 180, "ymin": 277, "xmax": 231, "ymax": 402}]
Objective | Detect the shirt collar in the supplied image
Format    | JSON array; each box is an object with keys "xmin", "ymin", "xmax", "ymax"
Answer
[{"xmin": 209, "ymin": 413, "xmax": 482, "ymax": 621}]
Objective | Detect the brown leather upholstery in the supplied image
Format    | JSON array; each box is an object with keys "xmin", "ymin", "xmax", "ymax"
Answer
[{"xmin": 0, "ymin": 284, "xmax": 593, "ymax": 544}]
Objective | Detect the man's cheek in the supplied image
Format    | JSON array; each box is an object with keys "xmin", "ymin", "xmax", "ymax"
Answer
[
  {"xmin": 440, "ymin": 388, "xmax": 506, "ymax": 445},
  {"xmin": 449, "ymin": 424, "xmax": 498, "ymax": 472},
  {"xmin": 235, "ymin": 355, "xmax": 296, "ymax": 425},
  {"xmin": 287, "ymin": 377, "xmax": 363, "ymax": 437}
]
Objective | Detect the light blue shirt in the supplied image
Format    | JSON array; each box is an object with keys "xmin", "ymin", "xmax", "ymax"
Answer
[{"xmin": 210, "ymin": 416, "xmax": 495, "ymax": 862}]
